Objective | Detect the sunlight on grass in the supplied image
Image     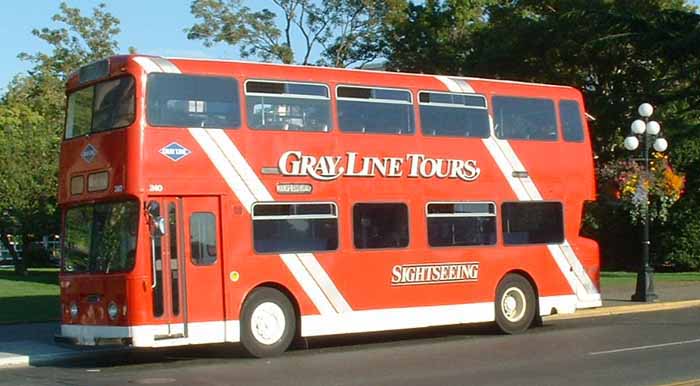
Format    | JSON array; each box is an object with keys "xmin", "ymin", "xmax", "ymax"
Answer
[{"xmin": 0, "ymin": 268, "xmax": 60, "ymax": 323}]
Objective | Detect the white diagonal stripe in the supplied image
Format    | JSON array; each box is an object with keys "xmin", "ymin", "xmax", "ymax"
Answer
[
  {"xmin": 279, "ymin": 254, "xmax": 337, "ymax": 315},
  {"xmin": 435, "ymin": 76, "xmax": 600, "ymax": 305},
  {"xmin": 206, "ymin": 129, "xmax": 273, "ymax": 204},
  {"xmin": 188, "ymin": 128, "xmax": 257, "ymax": 209},
  {"xmin": 297, "ymin": 253, "xmax": 352, "ymax": 313},
  {"xmin": 188, "ymin": 127, "xmax": 352, "ymax": 315},
  {"xmin": 151, "ymin": 57, "xmax": 181, "ymax": 74},
  {"xmin": 133, "ymin": 57, "xmax": 162, "ymax": 74}
]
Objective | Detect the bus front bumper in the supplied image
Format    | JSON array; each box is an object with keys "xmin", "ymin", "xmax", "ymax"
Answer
[{"xmin": 56, "ymin": 324, "xmax": 133, "ymax": 346}]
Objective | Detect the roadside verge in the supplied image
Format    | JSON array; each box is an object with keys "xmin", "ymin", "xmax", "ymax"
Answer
[{"xmin": 545, "ymin": 299, "xmax": 700, "ymax": 321}]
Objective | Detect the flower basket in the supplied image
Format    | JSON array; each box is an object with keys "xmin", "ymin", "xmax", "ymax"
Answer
[{"xmin": 598, "ymin": 153, "xmax": 685, "ymax": 224}]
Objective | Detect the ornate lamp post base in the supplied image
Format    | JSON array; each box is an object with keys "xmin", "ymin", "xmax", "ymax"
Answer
[{"xmin": 631, "ymin": 265, "xmax": 658, "ymax": 302}]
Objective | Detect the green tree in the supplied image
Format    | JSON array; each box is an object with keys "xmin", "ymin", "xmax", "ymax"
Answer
[
  {"xmin": 385, "ymin": 0, "xmax": 700, "ymax": 269},
  {"xmin": 187, "ymin": 0, "xmax": 403, "ymax": 67},
  {"xmin": 383, "ymin": 0, "xmax": 494, "ymax": 75},
  {"xmin": 0, "ymin": 2, "xmax": 126, "ymax": 274}
]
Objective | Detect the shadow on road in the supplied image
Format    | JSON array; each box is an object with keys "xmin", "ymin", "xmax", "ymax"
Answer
[{"xmin": 35, "ymin": 322, "xmax": 512, "ymax": 369}]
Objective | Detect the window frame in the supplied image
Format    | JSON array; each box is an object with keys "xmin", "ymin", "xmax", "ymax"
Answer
[
  {"xmin": 335, "ymin": 84, "xmax": 416, "ymax": 136},
  {"xmin": 492, "ymin": 95, "xmax": 559, "ymax": 142},
  {"xmin": 418, "ymin": 90, "xmax": 488, "ymax": 109},
  {"xmin": 63, "ymin": 75, "xmax": 137, "ymax": 141},
  {"xmin": 189, "ymin": 211, "xmax": 218, "ymax": 266},
  {"xmin": 501, "ymin": 200, "xmax": 565, "ymax": 246},
  {"xmin": 559, "ymin": 99, "xmax": 586, "ymax": 143},
  {"xmin": 244, "ymin": 79, "xmax": 332, "ymax": 132},
  {"xmin": 425, "ymin": 201, "xmax": 498, "ymax": 248},
  {"xmin": 352, "ymin": 202, "xmax": 411, "ymax": 250},
  {"xmin": 60, "ymin": 198, "xmax": 140, "ymax": 274},
  {"xmin": 418, "ymin": 90, "xmax": 490, "ymax": 138},
  {"xmin": 251, "ymin": 201, "xmax": 339, "ymax": 254},
  {"xmin": 145, "ymin": 73, "xmax": 241, "ymax": 129}
]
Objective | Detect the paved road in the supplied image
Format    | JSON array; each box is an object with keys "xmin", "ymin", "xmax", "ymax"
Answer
[{"xmin": 2, "ymin": 307, "xmax": 700, "ymax": 386}]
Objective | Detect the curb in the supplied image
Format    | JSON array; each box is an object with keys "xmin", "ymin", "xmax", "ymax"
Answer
[
  {"xmin": 0, "ymin": 347, "xmax": 125, "ymax": 369},
  {"xmin": 545, "ymin": 299, "xmax": 700, "ymax": 321}
]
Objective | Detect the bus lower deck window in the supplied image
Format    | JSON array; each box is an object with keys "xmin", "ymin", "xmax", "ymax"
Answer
[
  {"xmin": 501, "ymin": 202, "xmax": 564, "ymax": 245},
  {"xmin": 353, "ymin": 203, "xmax": 409, "ymax": 249},
  {"xmin": 252, "ymin": 202, "xmax": 338, "ymax": 253},
  {"xmin": 427, "ymin": 202, "xmax": 497, "ymax": 247}
]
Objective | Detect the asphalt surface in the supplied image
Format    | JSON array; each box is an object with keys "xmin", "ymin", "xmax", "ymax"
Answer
[{"xmin": 1, "ymin": 306, "xmax": 699, "ymax": 386}]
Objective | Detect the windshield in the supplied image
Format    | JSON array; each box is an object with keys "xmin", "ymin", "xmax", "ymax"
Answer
[
  {"xmin": 65, "ymin": 76, "xmax": 135, "ymax": 139},
  {"xmin": 62, "ymin": 200, "xmax": 139, "ymax": 273}
]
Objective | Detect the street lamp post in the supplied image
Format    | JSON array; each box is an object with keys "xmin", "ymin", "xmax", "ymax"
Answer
[{"xmin": 624, "ymin": 103, "xmax": 668, "ymax": 302}]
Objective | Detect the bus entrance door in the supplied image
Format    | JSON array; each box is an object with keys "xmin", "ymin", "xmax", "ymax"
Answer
[
  {"xmin": 148, "ymin": 196, "xmax": 225, "ymax": 344},
  {"xmin": 180, "ymin": 196, "xmax": 225, "ymax": 342}
]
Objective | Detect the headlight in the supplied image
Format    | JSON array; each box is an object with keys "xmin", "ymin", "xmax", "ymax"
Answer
[
  {"xmin": 70, "ymin": 302, "xmax": 79, "ymax": 319},
  {"xmin": 108, "ymin": 302, "xmax": 119, "ymax": 320}
]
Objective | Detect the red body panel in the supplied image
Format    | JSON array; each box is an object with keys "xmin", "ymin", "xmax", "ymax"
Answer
[{"xmin": 58, "ymin": 56, "xmax": 600, "ymax": 344}]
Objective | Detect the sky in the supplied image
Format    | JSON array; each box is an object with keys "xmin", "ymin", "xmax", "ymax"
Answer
[
  {"xmin": 0, "ymin": 1, "xmax": 245, "ymax": 93},
  {"xmin": 1, "ymin": 1, "xmax": 699, "ymax": 94}
]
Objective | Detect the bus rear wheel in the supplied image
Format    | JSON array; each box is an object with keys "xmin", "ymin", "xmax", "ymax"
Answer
[
  {"xmin": 240, "ymin": 287, "xmax": 296, "ymax": 358},
  {"xmin": 495, "ymin": 274, "xmax": 536, "ymax": 334}
]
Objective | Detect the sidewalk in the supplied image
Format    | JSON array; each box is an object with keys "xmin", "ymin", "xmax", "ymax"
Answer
[
  {"xmin": 1, "ymin": 280, "xmax": 699, "ymax": 369},
  {"xmin": 0, "ymin": 322, "xmax": 117, "ymax": 367}
]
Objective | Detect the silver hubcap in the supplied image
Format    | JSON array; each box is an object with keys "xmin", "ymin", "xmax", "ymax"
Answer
[
  {"xmin": 250, "ymin": 302, "xmax": 286, "ymax": 345},
  {"xmin": 501, "ymin": 287, "xmax": 527, "ymax": 323}
]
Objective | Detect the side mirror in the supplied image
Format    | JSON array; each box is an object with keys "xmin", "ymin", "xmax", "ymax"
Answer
[
  {"xmin": 153, "ymin": 216, "xmax": 166, "ymax": 237},
  {"xmin": 146, "ymin": 200, "xmax": 166, "ymax": 237}
]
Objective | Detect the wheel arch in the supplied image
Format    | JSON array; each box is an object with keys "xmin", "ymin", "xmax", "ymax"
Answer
[
  {"xmin": 241, "ymin": 282, "xmax": 301, "ymax": 336},
  {"xmin": 497, "ymin": 269, "xmax": 540, "ymax": 301}
]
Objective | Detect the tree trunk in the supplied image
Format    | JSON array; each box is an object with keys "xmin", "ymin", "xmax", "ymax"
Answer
[{"xmin": 0, "ymin": 231, "xmax": 25, "ymax": 275}]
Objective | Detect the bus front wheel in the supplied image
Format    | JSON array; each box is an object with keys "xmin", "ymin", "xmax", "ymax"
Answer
[
  {"xmin": 495, "ymin": 274, "xmax": 536, "ymax": 334},
  {"xmin": 240, "ymin": 287, "xmax": 296, "ymax": 358}
]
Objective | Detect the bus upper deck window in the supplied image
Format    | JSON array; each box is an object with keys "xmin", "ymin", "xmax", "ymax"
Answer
[
  {"xmin": 492, "ymin": 96, "xmax": 558, "ymax": 141},
  {"xmin": 419, "ymin": 91, "xmax": 490, "ymax": 138},
  {"xmin": 64, "ymin": 77, "xmax": 135, "ymax": 139},
  {"xmin": 560, "ymin": 100, "xmax": 585, "ymax": 142},
  {"xmin": 146, "ymin": 74, "xmax": 241, "ymax": 129},
  {"xmin": 337, "ymin": 86, "xmax": 415, "ymax": 135},
  {"xmin": 245, "ymin": 80, "xmax": 331, "ymax": 132}
]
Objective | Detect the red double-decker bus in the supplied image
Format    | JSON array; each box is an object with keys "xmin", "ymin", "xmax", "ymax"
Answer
[{"xmin": 57, "ymin": 55, "xmax": 601, "ymax": 357}]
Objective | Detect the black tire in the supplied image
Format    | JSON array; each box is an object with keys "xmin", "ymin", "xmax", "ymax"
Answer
[
  {"xmin": 240, "ymin": 287, "xmax": 296, "ymax": 358},
  {"xmin": 494, "ymin": 274, "xmax": 537, "ymax": 334}
]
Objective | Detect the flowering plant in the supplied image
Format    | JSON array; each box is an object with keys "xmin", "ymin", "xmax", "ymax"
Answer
[{"xmin": 598, "ymin": 153, "xmax": 685, "ymax": 224}]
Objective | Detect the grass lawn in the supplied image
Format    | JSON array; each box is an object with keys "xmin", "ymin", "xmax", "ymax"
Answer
[
  {"xmin": 601, "ymin": 271, "xmax": 700, "ymax": 286},
  {"xmin": 0, "ymin": 268, "xmax": 60, "ymax": 324}
]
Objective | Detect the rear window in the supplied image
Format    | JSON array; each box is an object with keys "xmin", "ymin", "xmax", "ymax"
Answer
[
  {"xmin": 147, "ymin": 73, "xmax": 240, "ymax": 129},
  {"xmin": 65, "ymin": 76, "xmax": 135, "ymax": 139},
  {"xmin": 493, "ymin": 96, "xmax": 558, "ymax": 141}
]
